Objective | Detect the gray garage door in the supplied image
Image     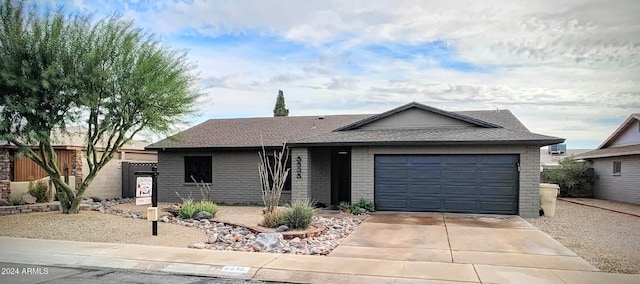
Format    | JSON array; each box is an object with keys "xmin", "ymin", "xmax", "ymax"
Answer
[{"xmin": 374, "ymin": 155, "xmax": 519, "ymax": 214}]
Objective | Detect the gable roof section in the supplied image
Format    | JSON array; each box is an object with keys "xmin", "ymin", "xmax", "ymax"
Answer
[
  {"xmin": 147, "ymin": 102, "xmax": 564, "ymax": 150},
  {"xmin": 290, "ymin": 127, "xmax": 563, "ymax": 146},
  {"xmin": 574, "ymin": 113, "xmax": 640, "ymax": 159},
  {"xmin": 146, "ymin": 114, "xmax": 369, "ymax": 149},
  {"xmin": 597, "ymin": 113, "xmax": 640, "ymax": 149},
  {"xmin": 336, "ymin": 102, "xmax": 501, "ymax": 131},
  {"xmin": 574, "ymin": 144, "xmax": 640, "ymax": 159}
]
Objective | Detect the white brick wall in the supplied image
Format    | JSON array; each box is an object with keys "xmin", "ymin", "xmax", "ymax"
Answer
[
  {"xmin": 351, "ymin": 145, "xmax": 541, "ymax": 218},
  {"xmin": 591, "ymin": 155, "xmax": 640, "ymax": 205}
]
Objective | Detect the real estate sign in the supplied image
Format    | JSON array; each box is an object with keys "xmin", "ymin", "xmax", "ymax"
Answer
[{"xmin": 136, "ymin": 176, "xmax": 152, "ymax": 205}]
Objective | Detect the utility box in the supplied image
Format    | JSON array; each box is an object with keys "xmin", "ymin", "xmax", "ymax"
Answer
[
  {"xmin": 147, "ymin": 207, "xmax": 158, "ymax": 221},
  {"xmin": 539, "ymin": 183, "xmax": 560, "ymax": 217}
]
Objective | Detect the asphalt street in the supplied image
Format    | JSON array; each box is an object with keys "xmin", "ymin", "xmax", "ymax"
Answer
[{"xmin": 0, "ymin": 262, "xmax": 275, "ymax": 284}]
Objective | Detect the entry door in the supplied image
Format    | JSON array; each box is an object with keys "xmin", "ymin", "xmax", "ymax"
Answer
[{"xmin": 331, "ymin": 148, "xmax": 351, "ymax": 205}]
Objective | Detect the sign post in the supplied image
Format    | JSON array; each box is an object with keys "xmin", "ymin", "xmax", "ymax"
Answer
[{"xmin": 135, "ymin": 165, "xmax": 159, "ymax": 236}]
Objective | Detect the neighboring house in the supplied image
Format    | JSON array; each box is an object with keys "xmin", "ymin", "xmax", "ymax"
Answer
[
  {"xmin": 574, "ymin": 114, "xmax": 640, "ymax": 205},
  {"xmin": 147, "ymin": 102, "xmax": 564, "ymax": 217},
  {"xmin": 540, "ymin": 148, "xmax": 592, "ymax": 167},
  {"xmin": 0, "ymin": 128, "xmax": 157, "ymax": 201}
]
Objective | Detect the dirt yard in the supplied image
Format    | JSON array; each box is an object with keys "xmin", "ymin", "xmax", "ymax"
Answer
[{"xmin": 526, "ymin": 199, "xmax": 640, "ymax": 274}]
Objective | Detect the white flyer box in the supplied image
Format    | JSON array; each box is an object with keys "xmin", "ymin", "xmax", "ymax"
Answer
[{"xmin": 136, "ymin": 176, "xmax": 153, "ymax": 205}]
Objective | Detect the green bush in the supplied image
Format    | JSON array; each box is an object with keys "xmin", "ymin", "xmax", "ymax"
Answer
[
  {"xmin": 28, "ymin": 180, "xmax": 49, "ymax": 203},
  {"xmin": 178, "ymin": 199, "xmax": 199, "ymax": 219},
  {"xmin": 9, "ymin": 196, "xmax": 24, "ymax": 206},
  {"xmin": 353, "ymin": 198, "xmax": 375, "ymax": 213},
  {"xmin": 350, "ymin": 206, "xmax": 365, "ymax": 215},
  {"xmin": 284, "ymin": 199, "xmax": 315, "ymax": 229},
  {"xmin": 197, "ymin": 201, "xmax": 218, "ymax": 217},
  {"xmin": 542, "ymin": 158, "xmax": 594, "ymax": 197},
  {"xmin": 337, "ymin": 201, "xmax": 351, "ymax": 212},
  {"xmin": 262, "ymin": 209, "xmax": 287, "ymax": 228}
]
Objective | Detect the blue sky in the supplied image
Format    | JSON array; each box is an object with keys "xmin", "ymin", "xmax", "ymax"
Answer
[{"xmin": 59, "ymin": 0, "xmax": 640, "ymax": 149}]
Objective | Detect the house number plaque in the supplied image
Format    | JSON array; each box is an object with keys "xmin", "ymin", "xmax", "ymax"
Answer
[{"xmin": 296, "ymin": 156, "xmax": 302, "ymax": 179}]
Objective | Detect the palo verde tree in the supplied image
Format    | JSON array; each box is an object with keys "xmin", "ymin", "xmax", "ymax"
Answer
[
  {"xmin": 273, "ymin": 89, "xmax": 289, "ymax": 117},
  {"xmin": 0, "ymin": 0, "xmax": 199, "ymax": 213}
]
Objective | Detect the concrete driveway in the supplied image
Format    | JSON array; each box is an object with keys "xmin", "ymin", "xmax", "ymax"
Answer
[{"xmin": 329, "ymin": 212, "xmax": 597, "ymax": 271}]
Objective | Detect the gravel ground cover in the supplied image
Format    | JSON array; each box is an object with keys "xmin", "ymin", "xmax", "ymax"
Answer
[
  {"xmin": 560, "ymin": 198, "xmax": 640, "ymax": 216},
  {"xmin": 0, "ymin": 211, "xmax": 205, "ymax": 247},
  {"xmin": 526, "ymin": 199, "xmax": 640, "ymax": 274},
  {"xmin": 1, "ymin": 199, "xmax": 362, "ymax": 256}
]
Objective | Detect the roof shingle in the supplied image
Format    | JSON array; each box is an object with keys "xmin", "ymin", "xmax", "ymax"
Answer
[{"xmin": 147, "ymin": 105, "xmax": 563, "ymax": 149}]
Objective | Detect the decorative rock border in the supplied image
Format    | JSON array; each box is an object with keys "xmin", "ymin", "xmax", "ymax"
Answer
[
  {"xmin": 221, "ymin": 220, "xmax": 325, "ymax": 239},
  {"xmin": 0, "ymin": 202, "xmax": 61, "ymax": 216}
]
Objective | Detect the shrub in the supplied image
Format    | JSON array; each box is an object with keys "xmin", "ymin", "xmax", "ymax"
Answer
[
  {"xmin": 262, "ymin": 209, "xmax": 287, "ymax": 228},
  {"xmin": 337, "ymin": 201, "xmax": 351, "ymax": 212},
  {"xmin": 198, "ymin": 201, "xmax": 218, "ymax": 218},
  {"xmin": 9, "ymin": 196, "xmax": 24, "ymax": 206},
  {"xmin": 28, "ymin": 180, "xmax": 49, "ymax": 203},
  {"xmin": 353, "ymin": 198, "xmax": 375, "ymax": 213},
  {"xmin": 542, "ymin": 157, "xmax": 594, "ymax": 197},
  {"xmin": 350, "ymin": 206, "xmax": 366, "ymax": 215},
  {"xmin": 178, "ymin": 198, "xmax": 199, "ymax": 219},
  {"xmin": 284, "ymin": 199, "xmax": 315, "ymax": 229}
]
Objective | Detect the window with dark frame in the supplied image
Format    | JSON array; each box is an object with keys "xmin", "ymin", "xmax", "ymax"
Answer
[
  {"xmin": 185, "ymin": 156, "xmax": 212, "ymax": 183},
  {"xmin": 613, "ymin": 161, "xmax": 621, "ymax": 175},
  {"xmin": 267, "ymin": 155, "xmax": 292, "ymax": 191}
]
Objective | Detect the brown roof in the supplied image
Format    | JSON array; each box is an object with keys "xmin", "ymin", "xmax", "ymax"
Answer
[
  {"xmin": 291, "ymin": 128, "xmax": 563, "ymax": 146},
  {"xmin": 147, "ymin": 114, "xmax": 370, "ymax": 149},
  {"xmin": 574, "ymin": 144, "xmax": 640, "ymax": 159},
  {"xmin": 147, "ymin": 103, "xmax": 563, "ymax": 149}
]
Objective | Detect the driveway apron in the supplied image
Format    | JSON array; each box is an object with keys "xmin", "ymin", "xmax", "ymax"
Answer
[{"xmin": 329, "ymin": 212, "xmax": 597, "ymax": 271}]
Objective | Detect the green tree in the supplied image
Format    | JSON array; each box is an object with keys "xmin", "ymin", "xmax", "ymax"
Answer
[
  {"xmin": 542, "ymin": 157, "xmax": 594, "ymax": 197},
  {"xmin": 273, "ymin": 90, "xmax": 289, "ymax": 117},
  {"xmin": 0, "ymin": 0, "xmax": 199, "ymax": 213}
]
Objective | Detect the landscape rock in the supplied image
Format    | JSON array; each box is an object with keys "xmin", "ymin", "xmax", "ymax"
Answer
[
  {"xmin": 254, "ymin": 233, "xmax": 284, "ymax": 251},
  {"xmin": 189, "ymin": 242, "xmax": 206, "ymax": 249},
  {"xmin": 193, "ymin": 211, "xmax": 212, "ymax": 220},
  {"xmin": 0, "ymin": 199, "xmax": 9, "ymax": 206},
  {"xmin": 275, "ymin": 225, "xmax": 289, "ymax": 232},
  {"xmin": 91, "ymin": 197, "xmax": 362, "ymax": 256},
  {"xmin": 21, "ymin": 193, "xmax": 37, "ymax": 204},
  {"xmin": 91, "ymin": 196, "xmax": 102, "ymax": 202},
  {"xmin": 207, "ymin": 233, "xmax": 219, "ymax": 244}
]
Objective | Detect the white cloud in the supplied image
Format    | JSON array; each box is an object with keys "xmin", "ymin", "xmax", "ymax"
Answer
[{"xmin": 67, "ymin": 0, "xmax": 640, "ymax": 148}]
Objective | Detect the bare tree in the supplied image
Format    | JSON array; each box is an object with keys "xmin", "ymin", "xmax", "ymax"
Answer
[{"xmin": 258, "ymin": 143, "xmax": 290, "ymax": 213}]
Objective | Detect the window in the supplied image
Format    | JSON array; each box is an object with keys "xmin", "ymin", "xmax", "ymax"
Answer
[
  {"xmin": 267, "ymin": 155, "xmax": 292, "ymax": 191},
  {"xmin": 613, "ymin": 161, "xmax": 621, "ymax": 175},
  {"xmin": 185, "ymin": 156, "xmax": 212, "ymax": 183}
]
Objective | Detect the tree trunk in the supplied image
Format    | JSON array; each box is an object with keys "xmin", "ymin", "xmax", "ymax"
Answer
[{"xmin": 50, "ymin": 175, "xmax": 82, "ymax": 214}]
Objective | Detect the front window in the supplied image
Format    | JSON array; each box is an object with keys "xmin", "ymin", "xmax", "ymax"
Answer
[
  {"xmin": 185, "ymin": 156, "xmax": 212, "ymax": 183},
  {"xmin": 613, "ymin": 161, "xmax": 621, "ymax": 176}
]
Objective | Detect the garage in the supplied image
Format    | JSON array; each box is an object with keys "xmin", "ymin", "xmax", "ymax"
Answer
[{"xmin": 374, "ymin": 154, "xmax": 519, "ymax": 214}]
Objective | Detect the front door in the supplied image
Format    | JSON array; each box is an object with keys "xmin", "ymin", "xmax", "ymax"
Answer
[{"xmin": 331, "ymin": 148, "xmax": 351, "ymax": 205}]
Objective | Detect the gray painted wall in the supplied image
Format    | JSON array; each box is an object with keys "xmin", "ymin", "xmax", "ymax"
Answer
[
  {"xmin": 609, "ymin": 120, "xmax": 640, "ymax": 147},
  {"xmin": 158, "ymin": 150, "xmax": 291, "ymax": 205},
  {"xmin": 591, "ymin": 155, "xmax": 640, "ymax": 205},
  {"xmin": 350, "ymin": 145, "xmax": 541, "ymax": 218},
  {"xmin": 360, "ymin": 108, "xmax": 474, "ymax": 130},
  {"xmin": 309, "ymin": 147, "xmax": 331, "ymax": 205}
]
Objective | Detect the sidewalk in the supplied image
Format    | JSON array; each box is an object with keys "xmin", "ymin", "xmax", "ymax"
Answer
[{"xmin": 1, "ymin": 237, "xmax": 639, "ymax": 284}]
